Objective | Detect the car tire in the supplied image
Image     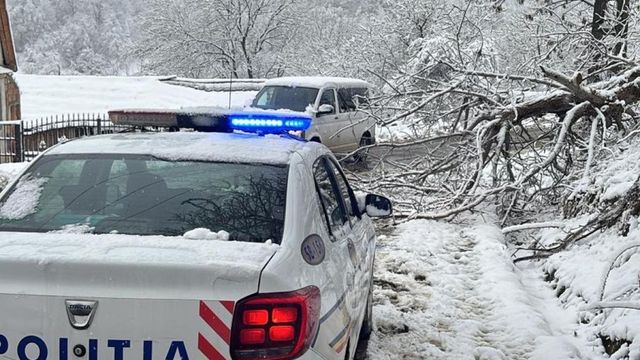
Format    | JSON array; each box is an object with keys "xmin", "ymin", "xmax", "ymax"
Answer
[
  {"xmin": 359, "ymin": 272, "xmax": 374, "ymax": 340},
  {"xmin": 353, "ymin": 135, "xmax": 373, "ymax": 165}
]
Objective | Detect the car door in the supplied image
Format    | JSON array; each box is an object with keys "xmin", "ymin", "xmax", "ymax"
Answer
[
  {"xmin": 335, "ymin": 88, "xmax": 361, "ymax": 152},
  {"xmin": 314, "ymin": 88, "xmax": 341, "ymax": 149},
  {"xmin": 312, "ymin": 157, "xmax": 360, "ymax": 356},
  {"xmin": 325, "ymin": 158, "xmax": 375, "ymax": 348}
]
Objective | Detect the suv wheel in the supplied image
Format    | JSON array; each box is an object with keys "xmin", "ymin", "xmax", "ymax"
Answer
[{"xmin": 353, "ymin": 135, "xmax": 373, "ymax": 165}]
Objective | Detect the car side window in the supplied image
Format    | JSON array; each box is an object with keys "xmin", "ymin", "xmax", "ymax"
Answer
[
  {"xmin": 326, "ymin": 159, "xmax": 357, "ymax": 222},
  {"xmin": 255, "ymin": 87, "xmax": 275, "ymax": 107},
  {"xmin": 313, "ymin": 158, "xmax": 348, "ymax": 237},
  {"xmin": 337, "ymin": 88, "xmax": 357, "ymax": 112},
  {"xmin": 352, "ymin": 88, "xmax": 370, "ymax": 107},
  {"xmin": 318, "ymin": 89, "xmax": 336, "ymax": 115}
]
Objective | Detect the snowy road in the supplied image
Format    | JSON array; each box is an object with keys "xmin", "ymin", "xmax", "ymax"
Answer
[{"xmin": 365, "ymin": 218, "xmax": 586, "ymax": 360}]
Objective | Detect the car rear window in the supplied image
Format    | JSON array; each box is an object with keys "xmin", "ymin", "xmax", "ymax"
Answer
[{"xmin": 0, "ymin": 154, "xmax": 288, "ymax": 244}]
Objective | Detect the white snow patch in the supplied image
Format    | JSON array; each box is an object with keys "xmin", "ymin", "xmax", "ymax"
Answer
[
  {"xmin": 570, "ymin": 141, "xmax": 640, "ymax": 203},
  {"xmin": 45, "ymin": 132, "xmax": 312, "ymax": 165},
  {"xmin": 49, "ymin": 223, "xmax": 95, "ymax": 234},
  {"xmin": 183, "ymin": 228, "xmax": 231, "ymax": 241},
  {"xmin": 263, "ymin": 76, "xmax": 370, "ymax": 89},
  {"xmin": 365, "ymin": 204, "xmax": 390, "ymax": 217},
  {"xmin": 0, "ymin": 175, "xmax": 47, "ymax": 220},
  {"xmin": 0, "ymin": 232, "xmax": 278, "ymax": 270}
]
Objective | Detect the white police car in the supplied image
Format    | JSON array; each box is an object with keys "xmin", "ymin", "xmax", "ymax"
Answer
[{"xmin": 0, "ymin": 110, "xmax": 392, "ymax": 360}]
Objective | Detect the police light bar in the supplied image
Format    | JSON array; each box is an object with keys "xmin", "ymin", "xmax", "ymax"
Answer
[
  {"xmin": 227, "ymin": 112, "xmax": 312, "ymax": 133},
  {"xmin": 109, "ymin": 108, "xmax": 231, "ymax": 132},
  {"xmin": 109, "ymin": 109, "xmax": 179, "ymax": 127},
  {"xmin": 109, "ymin": 108, "xmax": 312, "ymax": 134}
]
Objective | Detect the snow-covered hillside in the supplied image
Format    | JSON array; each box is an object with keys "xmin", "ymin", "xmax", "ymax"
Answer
[{"xmin": 14, "ymin": 74, "xmax": 257, "ymax": 119}]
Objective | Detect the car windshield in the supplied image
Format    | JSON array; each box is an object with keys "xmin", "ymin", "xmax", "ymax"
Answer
[
  {"xmin": 252, "ymin": 86, "xmax": 319, "ymax": 112},
  {"xmin": 0, "ymin": 154, "xmax": 288, "ymax": 244}
]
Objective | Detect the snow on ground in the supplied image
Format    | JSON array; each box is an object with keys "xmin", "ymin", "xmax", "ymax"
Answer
[
  {"xmin": 367, "ymin": 217, "xmax": 594, "ymax": 360},
  {"xmin": 515, "ymin": 139, "xmax": 640, "ymax": 360},
  {"xmin": 537, "ymin": 227, "xmax": 640, "ymax": 359},
  {"xmin": 13, "ymin": 74, "xmax": 257, "ymax": 119}
]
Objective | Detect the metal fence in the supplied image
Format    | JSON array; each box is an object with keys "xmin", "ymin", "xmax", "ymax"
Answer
[
  {"xmin": 0, "ymin": 113, "xmax": 131, "ymax": 163},
  {"xmin": 0, "ymin": 120, "xmax": 21, "ymax": 163}
]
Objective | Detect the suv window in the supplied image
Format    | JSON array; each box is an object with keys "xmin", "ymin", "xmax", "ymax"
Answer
[
  {"xmin": 337, "ymin": 88, "xmax": 369, "ymax": 112},
  {"xmin": 252, "ymin": 86, "xmax": 319, "ymax": 112},
  {"xmin": 313, "ymin": 158, "xmax": 348, "ymax": 236},
  {"xmin": 318, "ymin": 89, "xmax": 336, "ymax": 115}
]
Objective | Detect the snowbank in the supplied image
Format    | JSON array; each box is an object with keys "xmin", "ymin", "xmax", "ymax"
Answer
[
  {"xmin": 518, "ymin": 137, "xmax": 640, "ymax": 359},
  {"xmin": 13, "ymin": 74, "xmax": 257, "ymax": 120},
  {"xmin": 527, "ymin": 225, "xmax": 640, "ymax": 359}
]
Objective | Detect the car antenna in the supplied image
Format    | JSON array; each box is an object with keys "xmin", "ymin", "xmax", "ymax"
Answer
[{"xmin": 228, "ymin": 70, "xmax": 233, "ymax": 110}]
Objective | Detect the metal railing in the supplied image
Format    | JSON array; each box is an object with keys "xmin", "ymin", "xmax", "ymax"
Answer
[{"xmin": 0, "ymin": 113, "xmax": 132, "ymax": 163}]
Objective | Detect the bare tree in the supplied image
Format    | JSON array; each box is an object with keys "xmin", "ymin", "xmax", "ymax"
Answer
[{"xmin": 135, "ymin": 0, "xmax": 299, "ymax": 78}]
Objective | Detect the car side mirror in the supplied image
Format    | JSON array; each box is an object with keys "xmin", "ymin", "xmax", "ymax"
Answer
[
  {"xmin": 244, "ymin": 99, "xmax": 254, "ymax": 107},
  {"xmin": 359, "ymin": 193, "xmax": 392, "ymax": 217},
  {"xmin": 317, "ymin": 104, "xmax": 334, "ymax": 115}
]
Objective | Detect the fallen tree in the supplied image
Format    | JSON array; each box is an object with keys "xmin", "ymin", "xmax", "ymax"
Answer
[{"xmin": 344, "ymin": 0, "xmax": 640, "ymax": 261}]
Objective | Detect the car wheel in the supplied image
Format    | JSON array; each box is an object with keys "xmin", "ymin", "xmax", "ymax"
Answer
[
  {"xmin": 359, "ymin": 272, "xmax": 374, "ymax": 340},
  {"xmin": 353, "ymin": 135, "xmax": 373, "ymax": 165}
]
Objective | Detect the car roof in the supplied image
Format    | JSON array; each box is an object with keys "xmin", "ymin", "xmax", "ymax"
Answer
[
  {"xmin": 45, "ymin": 131, "xmax": 325, "ymax": 165},
  {"xmin": 264, "ymin": 76, "xmax": 371, "ymax": 89}
]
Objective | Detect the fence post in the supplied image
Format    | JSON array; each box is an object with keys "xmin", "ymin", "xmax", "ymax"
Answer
[
  {"xmin": 15, "ymin": 121, "xmax": 24, "ymax": 163},
  {"xmin": 97, "ymin": 116, "xmax": 102, "ymax": 135}
]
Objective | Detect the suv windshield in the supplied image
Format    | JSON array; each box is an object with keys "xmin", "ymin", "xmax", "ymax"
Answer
[
  {"xmin": 252, "ymin": 86, "xmax": 319, "ymax": 112},
  {"xmin": 0, "ymin": 154, "xmax": 288, "ymax": 244}
]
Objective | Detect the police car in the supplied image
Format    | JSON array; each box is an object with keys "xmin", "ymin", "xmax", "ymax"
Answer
[{"xmin": 0, "ymin": 109, "xmax": 392, "ymax": 360}]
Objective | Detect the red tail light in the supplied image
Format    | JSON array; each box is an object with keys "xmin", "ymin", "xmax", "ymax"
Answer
[{"xmin": 230, "ymin": 286, "xmax": 321, "ymax": 360}]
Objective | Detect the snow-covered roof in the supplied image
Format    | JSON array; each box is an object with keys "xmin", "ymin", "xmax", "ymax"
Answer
[
  {"xmin": 45, "ymin": 131, "xmax": 315, "ymax": 165},
  {"xmin": 264, "ymin": 76, "xmax": 371, "ymax": 89}
]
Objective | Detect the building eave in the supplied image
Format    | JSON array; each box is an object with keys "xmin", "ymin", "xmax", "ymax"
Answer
[{"xmin": 0, "ymin": 0, "xmax": 17, "ymax": 72}]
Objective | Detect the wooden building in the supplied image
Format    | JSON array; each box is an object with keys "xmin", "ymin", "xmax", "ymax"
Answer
[{"xmin": 0, "ymin": 0, "xmax": 19, "ymax": 121}]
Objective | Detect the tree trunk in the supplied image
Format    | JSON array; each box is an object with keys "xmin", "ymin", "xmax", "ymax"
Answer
[
  {"xmin": 613, "ymin": 0, "xmax": 632, "ymax": 56},
  {"xmin": 591, "ymin": 0, "xmax": 609, "ymax": 41}
]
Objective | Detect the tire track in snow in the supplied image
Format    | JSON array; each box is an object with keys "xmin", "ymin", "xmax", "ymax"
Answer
[{"xmin": 366, "ymin": 220, "xmax": 548, "ymax": 360}]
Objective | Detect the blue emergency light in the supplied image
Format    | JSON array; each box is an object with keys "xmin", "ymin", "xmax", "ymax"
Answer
[
  {"xmin": 110, "ymin": 108, "xmax": 312, "ymax": 135},
  {"xmin": 228, "ymin": 112, "xmax": 312, "ymax": 133}
]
